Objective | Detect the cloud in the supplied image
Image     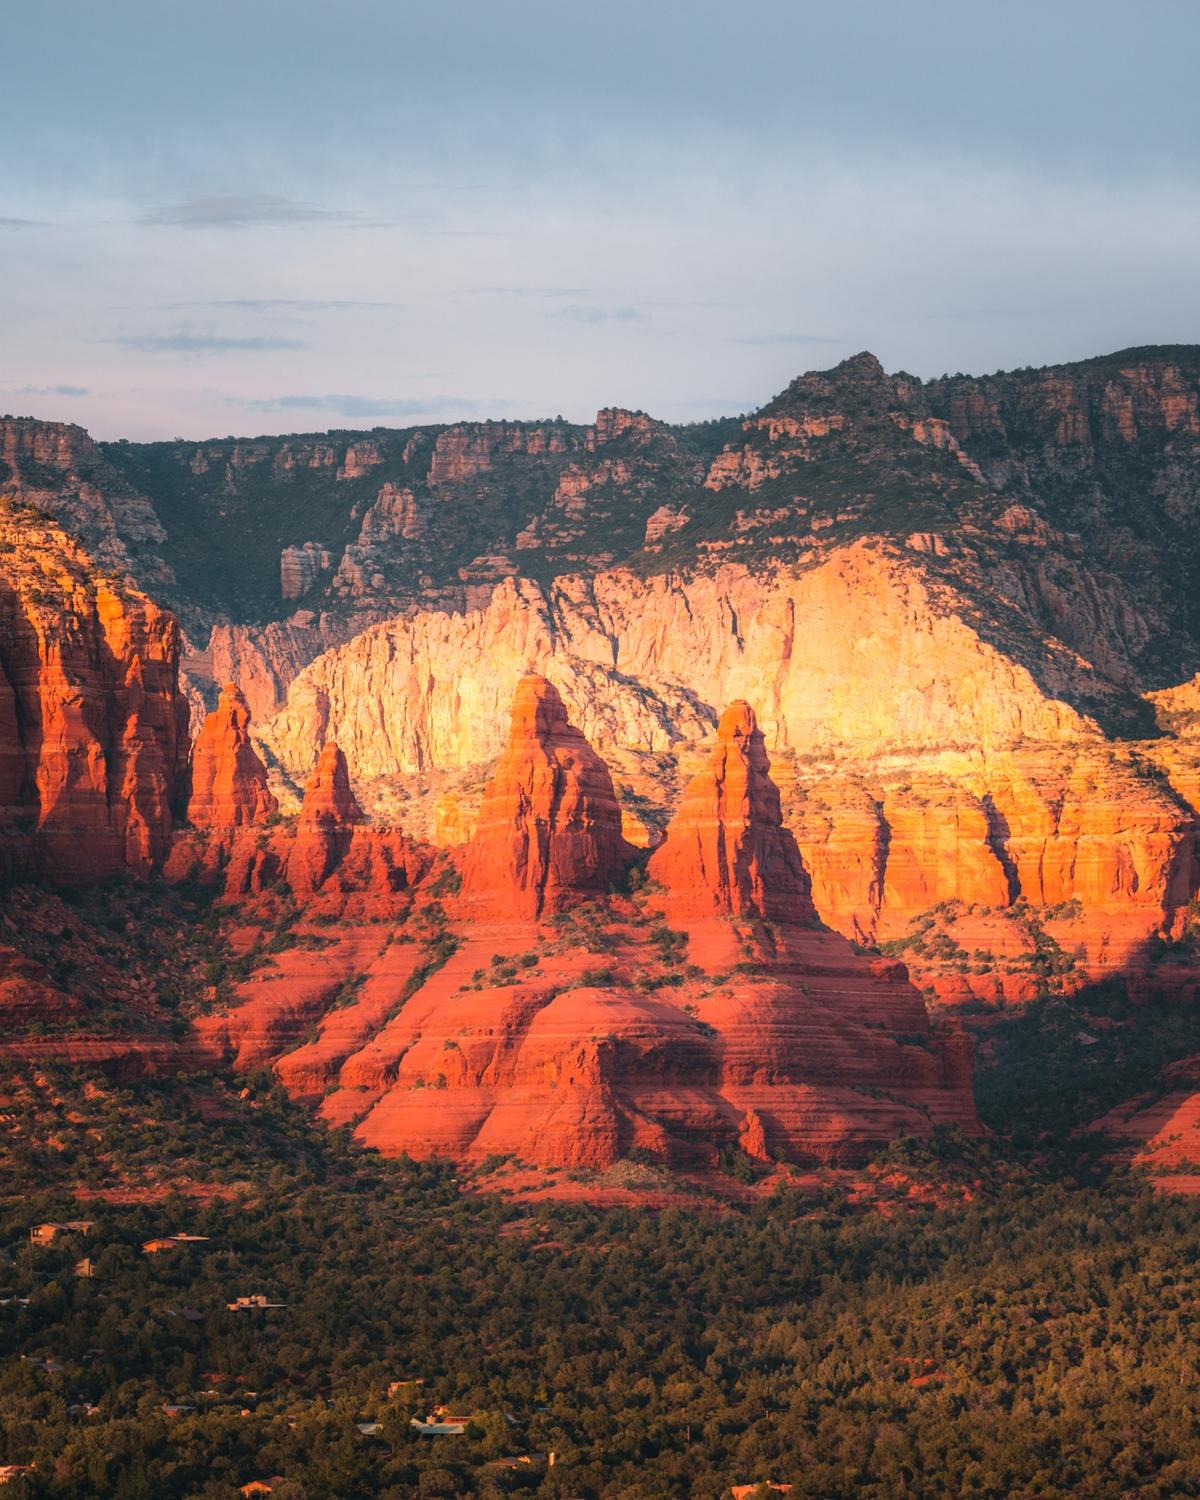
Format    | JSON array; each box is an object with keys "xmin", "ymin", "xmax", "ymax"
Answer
[
  {"xmin": 9, "ymin": 383, "xmax": 92, "ymax": 397},
  {"xmin": 644, "ymin": 298, "xmax": 743, "ymax": 310},
  {"xmin": 234, "ymin": 393, "xmax": 514, "ymax": 420},
  {"xmin": 553, "ymin": 304, "xmax": 648, "ymax": 324},
  {"xmin": 114, "ymin": 331, "xmax": 306, "ymax": 353},
  {"xmin": 462, "ymin": 286, "xmax": 589, "ymax": 299},
  {"xmin": 738, "ymin": 332, "xmax": 847, "ymax": 346},
  {"xmin": 139, "ymin": 194, "xmax": 385, "ymax": 228},
  {"xmin": 0, "ymin": 215, "xmax": 49, "ymax": 228},
  {"xmin": 165, "ymin": 298, "xmax": 404, "ymax": 311}
]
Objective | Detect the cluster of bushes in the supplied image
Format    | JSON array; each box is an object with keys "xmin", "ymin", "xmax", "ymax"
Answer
[{"xmin": 4, "ymin": 1149, "xmax": 1200, "ymax": 1496}]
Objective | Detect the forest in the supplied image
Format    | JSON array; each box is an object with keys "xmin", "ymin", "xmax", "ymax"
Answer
[{"xmin": 2, "ymin": 1016, "xmax": 1199, "ymax": 1499}]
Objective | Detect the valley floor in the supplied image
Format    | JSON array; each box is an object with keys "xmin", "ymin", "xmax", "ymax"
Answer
[{"xmin": 1, "ymin": 1004, "xmax": 1200, "ymax": 1499}]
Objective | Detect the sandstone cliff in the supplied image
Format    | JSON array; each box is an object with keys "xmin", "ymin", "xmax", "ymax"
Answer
[
  {"xmin": 647, "ymin": 701, "xmax": 812, "ymax": 925},
  {"xmin": 254, "ymin": 537, "xmax": 1200, "ymax": 1004},
  {"xmin": 261, "ymin": 544, "xmax": 1096, "ymax": 780},
  {"xmin": 10, "ymin": 346, "xmax": 1200, "ymax": 1015},
  {"xmin": 186, "ymin": 683, "xmax": 276, "ymax": 829},
  {"xmin": 0, "ymin": 417, "xmax": 170, "ymax": 586},
  {"xmin": 188, "ymin": 684, "xmax": 976, "ymax": 1169},
  {"xmin": 0, "ymin": 499, "xmax": 188, "ymax": 881},
  {"xmin": 459, "ymin": 676, "xmax": 636, "ymax": 918}
]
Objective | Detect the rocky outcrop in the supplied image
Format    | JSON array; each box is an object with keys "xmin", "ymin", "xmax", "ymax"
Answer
[
  {"xmin": 329, "ymin": 696, "xmax": 979, "ymax": 1168},
  {"xmin": 428, "ymin": 421, "xmax": 577, "ymax": 485},
  {"xmin": 783, "ymin": 743, "xmax": 1200, "ymax": 1000},
  {"xmin": 10, "ymin": 347, "xmax": 1196, "ymax": 723},
  {"xmin": 0, "ymin": 501, "xmax": 188, "ymax": 881},
  {"xmin": 300, "ymin": 740, "xmax": 363, "ymax": 826},
  {"xmin": 190, "ymin": 615, "xmax": 369, "ymax": 725},
  {"xmin": 332, "ymin": 484, "xmax": 424, "ymax": 598},
  {"xmin": 280, "ymin": 542, "xmax": 333, "ymax": 600},
  {"xmin": 186, "ymin": 683, "xmax": 276, "ymax": 829},
  {"xmin": 647, "ymin": 701, "xmax": 812, "ymax": 924},
  {"xmin": 262, "ymin": 545, "xmax": 1098, "ymax": 782},
  {"xmin": 187, "ymin": 687, "xmax": 976, "ymax": 1171},
  {"xmin": 643, "ymin": 504, "xmax": 689, "ymax": 548},
  {"xmin": 167, "ymin": 716, "xmax": 430, "ymax": 909},
  {"xmin": 336, "ymin": 440, "xmax": 384, "ymax": 481},
  {"xmin": 12, "ymin": 347, "xmax": 1200, "ymax": 1026},
  {"xmin": 285, "ymin": 742, "xmax": 362, "ymax": 894},
  {"xmin": 587, "ymin": 408, "xmax": 668, "ymax": 450},
  {"xmin": 0, "ymin": 417, "xmax": 170, "ymax": 585},
  {"xmin": 928, "ymin": 353, "xmax": 1200, "ymax": 454},
  {"xmin": 459, "ymin": 676, "xmax": 636, "ymax": 917},
  {"xmin": 256, "ymin": 530, "xmax": 1200, "ymax": 1003}
]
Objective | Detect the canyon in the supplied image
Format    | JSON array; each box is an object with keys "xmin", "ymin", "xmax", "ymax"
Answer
[
  {"xmin": 0, "ymin": 499, "xmax": 188, "ymax": 883},
  {"xmin": 189, "ymin": 677, "xmax": 979, "ymax": 1169},
  {"xmin": 3, "ymin": 345, "xmax": 1200, "ymax": 1180}
]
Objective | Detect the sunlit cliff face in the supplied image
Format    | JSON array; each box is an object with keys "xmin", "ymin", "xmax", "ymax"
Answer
[
  {"xmin": 172, "ymin": 676, "xmax": 979, "ymax": 1171},
  {"xmin": 3, "ymin": 348, "xmax": 1200, "ymax": 1178}
]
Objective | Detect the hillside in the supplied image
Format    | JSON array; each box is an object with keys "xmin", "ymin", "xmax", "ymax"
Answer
[
  {"xmin": 4, "ymin": 347, "xmax": 1199, "ymax": 719},
  {"xmin": 3, "ymin": 344, "xmax": 1200, "ymax": 1180}
]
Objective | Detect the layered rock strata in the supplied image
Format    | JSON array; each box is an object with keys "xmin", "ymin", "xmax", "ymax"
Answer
[
  {"xmin": 0, "ymin": 501, "xmax": 188, "ymax": 881},
  {"xmin": 189, "ymin": 683, "xmax": 977, "ymax": 1170},
  {"xmin": 186, "ymin": 683, "xmax": 276, "ymax": 829},
  {"xmin": 459, "ymin": 675, "xmax": 637, "ymax": 918},
  {"xmin": 647, "ymin": 700, "xmax": 812, "ymax": 925},
  {"xmin": 258, "ymin": 541, "xmax": 1200, "ymax": 1003}
]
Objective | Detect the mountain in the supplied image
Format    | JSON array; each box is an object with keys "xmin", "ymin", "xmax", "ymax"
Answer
[
  {"xmin": 186, "ymin": 677, "xmax": 978, "ymax": 1169},
  {"xmin": 0, "ymin": 497, "xmax": 188, "ymax": 883},
  {"xmin": 15, "ymin": 344, "xmax": 1194, "ymax": 1005},
  {"xmin": 8, "ymin": 346, "xmax": 1199, "ymax": 711},
  {"xmin": 3, "ymin": 344, "xmax": 1200, "ymax": 1181}
]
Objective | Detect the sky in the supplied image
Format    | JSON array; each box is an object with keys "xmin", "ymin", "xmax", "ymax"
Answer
[{"xmin": 1, "ymin": 0, "xmax": 1198, "ymax": 440}]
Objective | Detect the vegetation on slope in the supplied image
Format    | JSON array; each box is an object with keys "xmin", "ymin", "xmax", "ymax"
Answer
[{"xmin": 0, "ymin": 1003, "xmax": 1199, "ymax": 1498}]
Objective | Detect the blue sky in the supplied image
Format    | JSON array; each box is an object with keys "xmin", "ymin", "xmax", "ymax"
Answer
[{"xmin": 1, "ymin": 0, "xmax": 1197, "ymax": 439}]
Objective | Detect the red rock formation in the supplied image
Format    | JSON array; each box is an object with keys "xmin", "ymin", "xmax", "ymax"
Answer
[
  {"xmin": 193, "ymin": 693, "xmax": 983, "ymax": 1175},
  {"xmin": 647, "ymin": 701, "xmax": 812, "ymax": 924},
  {"xmin": 428, "ymin": 422, "xmax": 574, "ymax": 485},
  {"xmin": 336, "ymin": 439, "xmax": 383, "ymax": 481},
  {"xmin": 335, "ymin": 893, "xmax": 978, "ymax": 1172},
  {"xmin": 280, "ymin": 542, "xmax": 333, "ymax": 601},
  {"xmin": 0, "ymin": 946, "xmax": 83, "ymax": 1023},
  {"xmin": 586, "ymin": 408, "xmax": 666, "ymax": 449},
  {"xmin": 303, "ymin": 741, "xmax": 363, "ymax": 825},
  {"xmin": 738, "ymin": 1106, "xmax": 770, "ymax": 1161},
  {"xmin": 228, "ymin": 700, "xmax": 978, "ymax": 1171},
  {"xmin": 459, "ymin": 676, "xmax": 636, "ymax": 917},
  {"xmin": 285, "ymin": 742, "xmax": 363, "ymax": 894},
  {"xmin": 192, "ymin": 926, "xmax": 396, "ymax": 1074},
  {"xmin": 186, "ymin": 684, "xmax": 276, "ymax": 829},
  {"xmin": 0, "ymin": 416, "xmax": 168, "ymax": 581},
  {"xmin": 167, "ymin": 706, "xmax": 431, "ymax": 910},
  {"xmin": 0, "ymin": 503, "xmax": 188, "ymax": 881}
]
